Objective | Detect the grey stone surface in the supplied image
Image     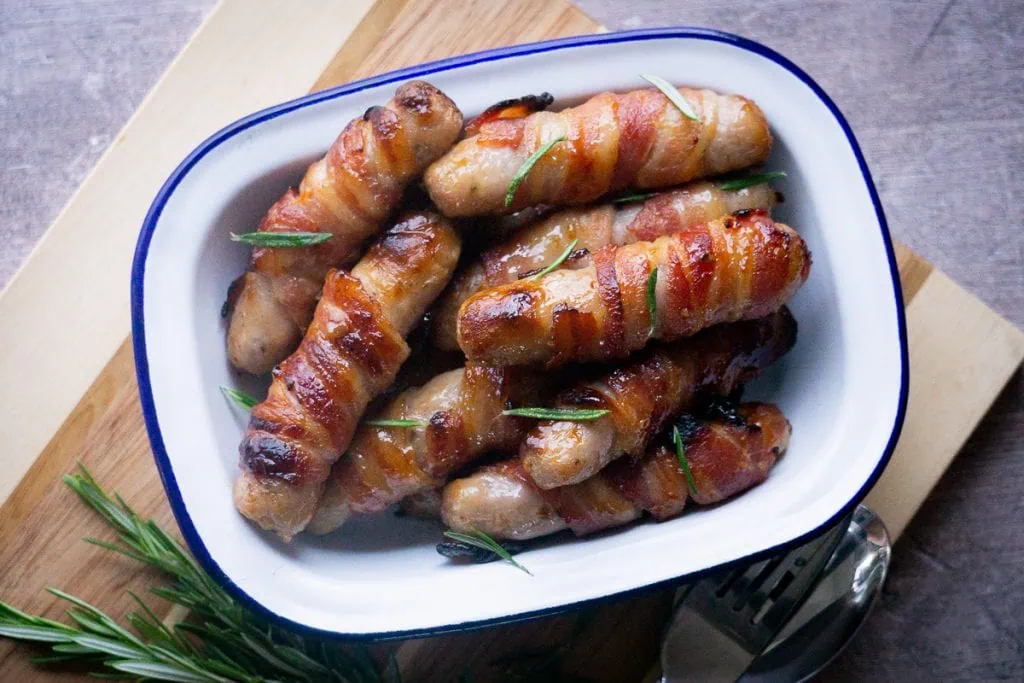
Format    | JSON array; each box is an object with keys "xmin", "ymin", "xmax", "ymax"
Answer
[
  {"xmin": 0, "ymin": 0, "xmax": 215, "ymax": 286},
  {"xmin": 0, "ymin": 1, "xmax": 1021, "ymax": 680}
]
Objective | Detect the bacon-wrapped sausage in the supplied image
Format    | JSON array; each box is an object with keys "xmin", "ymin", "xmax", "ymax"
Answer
[
  {"xmin": 520, "ymin": 309, "xmax": 796, "ymax": 489},
  {"xmin": 424, "ymin": 87, "xmax": 771, "ymax": 217},
  {"xmin": 234, "ymin": 212, "xmax": 460, "ymax": 540},
  {"xmin": 441, "ymin": 403, "xmax": 790, "ymax": 541},
  {"xmin": 226, "ymin": 81, "xmax": 462, "ymax": 375},
  {"xmin": 432, "ymin": 182, "xmax": 779, "ymax": 349},
  {"xmin": 307, "ymin": 363, "xmax": 547, "ymax": 535},
  {"xmin": 458, "ymin": 211, "xmax": 809, "ymax": 367}
]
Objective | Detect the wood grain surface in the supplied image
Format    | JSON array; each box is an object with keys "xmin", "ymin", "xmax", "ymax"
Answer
[{"xmin": 1, "ymin": 1, "xmax": 1022, "ymax": 681}]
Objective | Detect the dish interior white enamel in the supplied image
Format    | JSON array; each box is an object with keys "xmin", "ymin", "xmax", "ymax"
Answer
[{"xmin": 138, "ymin": 33, "xmax": 904, "ymax": 635}]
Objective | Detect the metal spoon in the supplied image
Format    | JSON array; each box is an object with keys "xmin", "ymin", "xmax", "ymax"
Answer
[{"xmin": 740, "ymin": 505, "xmax": 891, "ymax": 681}]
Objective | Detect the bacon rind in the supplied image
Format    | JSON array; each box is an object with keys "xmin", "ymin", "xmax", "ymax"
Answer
[{"xmin": 463, "ymin": 92, "xmax": 554, "ymax": 137}]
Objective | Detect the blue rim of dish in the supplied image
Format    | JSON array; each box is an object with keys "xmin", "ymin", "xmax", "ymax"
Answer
[{"xmin": 131, "ymin": 26, "xmax": 909, "ymax": 641}]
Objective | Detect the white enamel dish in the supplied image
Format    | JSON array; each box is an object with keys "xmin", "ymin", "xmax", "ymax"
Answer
[{"xmin": 132, "ymin": 28, "xmax": 908, "ymax": 639}]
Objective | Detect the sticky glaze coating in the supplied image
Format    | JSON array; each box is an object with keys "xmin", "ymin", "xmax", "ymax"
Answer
[
  {"xmin": 441, "ymin": 403, "xmax": 790, "ymax": 540},
  {"xmin": 307, "ymin": 363, "xmax": 547, "ymax": 535},
  {"xmin": 520, "ymin": 309, "xmax": 796, "ymax": 489},
  {"xmin": 431, "ymin": 182, "xmax": 778, "ymax": 350},
  {"xmin": 234, "ymin": 212, "xmax": 460, "ymax": 540},
  {"xmin": 423, "ymin": 87, "xmax": 772, "ymax": 217},
  {"xmin": 225, "ymin": 81, "xmax": 462, "ymax": 375},
  {"xmin": 457, "ymin": 211, "xmax": 809, "ymax": 367}
]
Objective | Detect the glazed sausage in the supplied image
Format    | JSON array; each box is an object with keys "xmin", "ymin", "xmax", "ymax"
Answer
[
  {"xmin": 441, "ymin": 403, "xmax": 790, "ymax": 540},
  {"xmin": 519, "ymin": 309, "xmax": 796, "ymax": 489},
  {"xmin": 431, "ymin": 182, "xmax": 778, "ymax": 350},
  {"xmin": 226, "ymin": 81, "xmax": 462, "ymax": 375},
  {"xmin": 457, "ymin": 211, "xmax": 809, "ymax": 367},
  {"xmin": 424, "ymin": 87, "xmax": 771, "ymax": 216},
  {"xmin": 233, "ymin": 212, "xmax": 460, "ymax": 540},
  {"xmin": 307, "ymin": 363, "xmax": 547, "ymax": 535}
]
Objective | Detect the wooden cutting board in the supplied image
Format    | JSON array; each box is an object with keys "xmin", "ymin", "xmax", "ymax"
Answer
[{"xmin": 1, "ymin": 1, "xmax": 1022, "ymax": 681}]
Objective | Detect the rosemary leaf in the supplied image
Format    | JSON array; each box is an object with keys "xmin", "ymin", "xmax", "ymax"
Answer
[
  {"xmin": 610, "ymin": 191, "xmax": 656, "ymax": 204},
  {"xmin": 502, "ymin": 407, "xmax": 609, "ymax": 421},
  {"xmin": 528, "ymin": 238, "xmax": 578, "ymax": 281},
  {"xmin": 718, "ymin": 171, "xmax": 787, "ymax": 192},
  {"xmin": 641, "ymin": 74, "xmax": 700, "ymax": 122},
  {"xmin": 443, "ymin": 530, "xmax": 532, "ymax": 575},
  {"xmin": 70, "ymin": 634, "xmax": 146, "ymax": 659},
  {"xmin": 505, "ymin": 136, "xmax": 566, "ymax": 207},
  {"xmin": 646, "ymin": 267, "xmax": 658, "ymax": 336},
  {"xmin": 219, "ymin": 386, "xmax": 258, "ymax": 411},
  {"xmin": 2, "ymin": 463, "xmax": 602, "ymax": 682},
  {"xmin": 672, "ymin": 425, "xmax": 699, "ymax": 495},
  {"xmin": 230, "ymin": 231, "xmax": 332, "ymax": 248},
  {"xmin": 107, "ymin": 661, "xmax": 217, "ymax": 683},
  {"xmin": 1, "ymin": 464, "xmax": 393, "ymax": 682},
  {"xmin": 0, "ymin": 625, "xmax": 75, "ymax": 643},
  {"xmin": 366, "ymin": 418, "xmax": 429, "ymax": 428}
]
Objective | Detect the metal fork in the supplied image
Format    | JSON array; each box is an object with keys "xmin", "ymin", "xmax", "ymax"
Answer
[{"xmin": 660, "ymin": 514, "xmax": 850, "ymax": 682}]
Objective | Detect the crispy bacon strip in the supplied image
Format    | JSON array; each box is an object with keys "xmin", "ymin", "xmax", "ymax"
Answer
[
  {"xmin": 441, "ymin": 403, "xmax": 790, "ymax": 540},
  {"xmin": 234, "ymin": 212, "xmax": 460, "ymax": 540},
  {"xmin": 226, "ymin": 81, "xmax": 462, "ymax": 375},
  {"xmin": 463, "ymin": 93, "xmax": 554, "ymax": 137},
  {"xmin": 431, "ymin": 182, "xmax": 778, "ymax": 350},
  {"xmin": 307, "ymin": 363, "xmax": 547, "ymax": 535},
  {"xmin": 519, "ymin": 309, "xmax": 796, "ymax": 489},
  {"xmin": 424, "ymin": 86, "xmax": 771, "ymax": 216},
  {"xmin": 458, "ymin": 211, "xmax": 809, "ymax": 367}
]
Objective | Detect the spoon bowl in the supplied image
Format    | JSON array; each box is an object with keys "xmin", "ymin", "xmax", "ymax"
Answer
[{"xmin": 740, "ymin": 505, "xmax": 891, "ymax": 682}]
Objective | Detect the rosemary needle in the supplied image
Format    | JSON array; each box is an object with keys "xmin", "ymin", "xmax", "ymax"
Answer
[
  {"xmin": 527, "ymin": 238, "xmax": 578, "ymax": 280},
  {"xmin": 672, "ymin": 425, "xmax": 699, "ymax": 495},
  {"xmin": 505, "ymin": 136, "xmax": 566, "ymax": 208},
  {"xmin": 443, "ymin": 529, "xmax": 532, "ymax": 575},
  {"xmin": 502, "ymin": 407, "xmax": 609, "ymax": 421},
  {"xmin": 641, "ymin": 74, "xmax": 700, "ymax": 122},
  {"xmin": 718, "ymin": 171, "xmax": 787, "ymax": 192},
  {"xmin": 230, "ymin": 231, "xmax": 332, "ymax": 248},
  {"xmin": 219, "ymin": 386, "xmax": 258, "ymax": 411},
  {"xmin": 366, "ymin": 418, "xmax": 429, "ymax": 428},
  {"xmin": 646, "ymin": 267, "xmax": 658, "ymax": 336}
]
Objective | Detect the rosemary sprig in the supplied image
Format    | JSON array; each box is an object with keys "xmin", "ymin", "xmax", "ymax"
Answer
[
  {"xmin": 502, "ymin": 407, "xmax": 609, "ymax": 421},
  {"xmin": 0, "ymin": 464, "xmax": 387, "ymax": 682},
  {"xmin": 646, "ymin": 267, "xmax": 658, "ymax": 336},
  {"xmin": 220, "ymin": 386, "xmax": 259, "ymax": 411},
  {"xmin": 718, "ymin": 171, "xmax": 787, "ymax": 192},
  {"xmin": 366, "ymin": 418, "xmax": 429, "ymax": 428},
  {"xmin": 671, "ymin": 425, "xmax": 699, "ymax": 495},
  {"xmin": 610, "ymin": 191, "xmax": 656, "ymax": 204},
  {"xmin": 442, "ymin": 530, "xmax": 532, "ymax": 576},
  {"xmin": 528, "ymin": 238, "xmax": 578, "ymax": 280},
  {"xmin": 230, "ymin": 232, "xmax": 332, "ymax": 248},
  {"xmin": 505, "ymin": 136, "xmax": 566, "ymax": 207},
  {"xmin": 641, "ymin": 74, "xmax": 700, "ymax": 122}
]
